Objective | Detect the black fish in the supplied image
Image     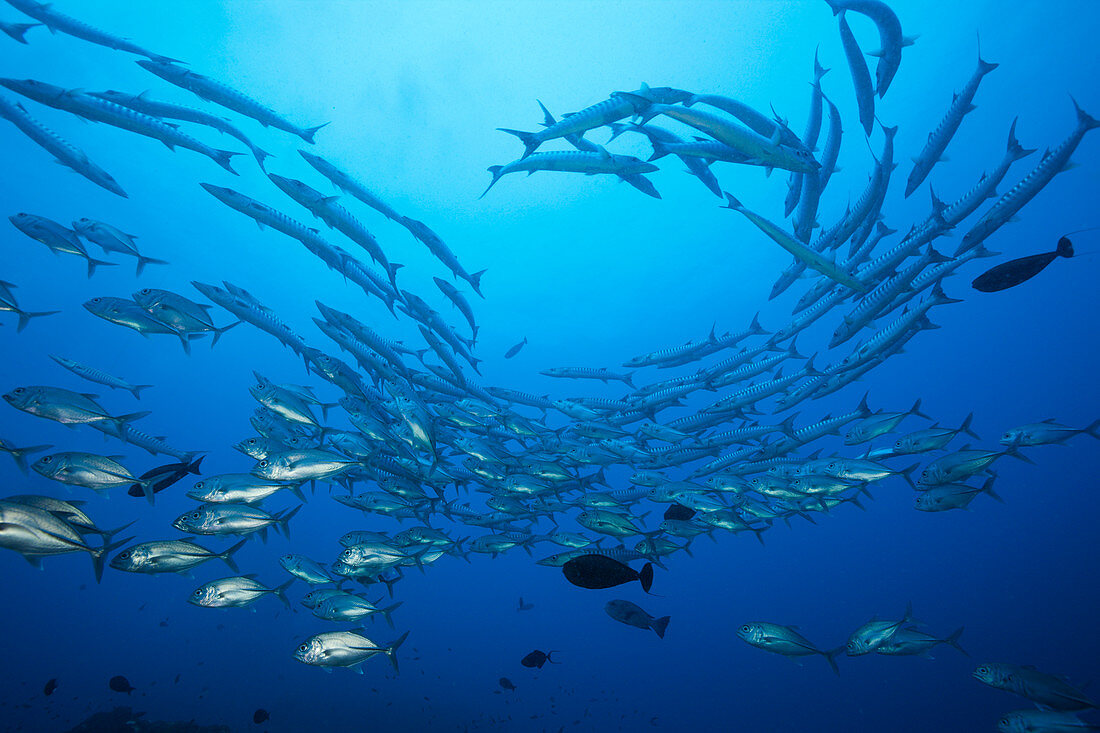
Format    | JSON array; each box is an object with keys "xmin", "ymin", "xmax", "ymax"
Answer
[
  {"xmin": 253, "ymin": 708, "xmax": 270, "ymax": 724},
  {"xmin": 499, "ymin": 677, "xmax": 516, "ymax": 691},
  {"xmin": 127, "ymin": 456, "xmax": 204, "ymax": 498},
  {"xmin": 43, "ymin": 678, "xmax": 57, "ymax": 696},
  {"xmin": 504, "ymin": 337, "xmax": 527, "ymax": 359},
  {"xmin": 521, "ymin": 650, "xmax": 558, "ymax": 669},
  {"xmin": 516, "ymin": 596, "xmax": 534, "ymax": 612},
  {"xmin": 108, "ymin": 675, "xmax": 134, "ymax": 694},
  {"xmin": 972, "ymin": 236, "xmax": 1073, "ymax": 292},
  {"xmin": 562, "ymin": 554, "xmax": 654, "ymax": 593},
  {"xmin": 663, "ymin": 503, "xmax": 695, "ymax": 521}
]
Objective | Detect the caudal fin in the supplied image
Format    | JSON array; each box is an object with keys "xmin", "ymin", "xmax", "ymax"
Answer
[
  {"xmin": 212, "ymin": 149, "xmax": 244, "ymax": 175},
  {"xmin": 272, "ymin": 578, "xmax": 294, "ymax": 609},
  {"xmin": 651, "ymin": 615, "xmax": 671, "ymax": 639},
  {"xmin": 210, "ymin": 320, "xmax": 242, "ymax": 348},
  {"xmin": 380, "ymin": 601, "xmax": 404, "ymax": 630},
  {"xmin": 480, "ymin": 166, "xmax": 505, "ymax": 199},
  {"xmin": 92, "ymin": 533, "xmax": 135, "ymax": 583},
  {"xmin": 823, "ymin": 646, "xmax": 843, "ymax": 676},
  {"xmin": 298, "ymin": 122, "xmax": 330, "ymax": 144},
  {"xmin": 87, "ymin": 258, "xmax": 116, "ymax": 278},
  {"xmin": 134, "ymin": 254, "xmax": 169, "ymax": 277},
  {"xmin": 639, "ymin": 562, "xmax": 654, "ymax": 593},
  {"xmin": 384, "ymin": 631, "xmax": 410, "ymax": 674},
  {"xmin": 1005, "ymin": 118, "xmax": 1037, "ymax": 162},
  {"xmin": 6, "ymin": 443, "xmax": 52, "ymax": 473},
  {"xmin": 15, "ymin": 309, "xmax": 59, "ymax": 332},
  {"xmin": 219, "ymin": 538, "xmax": 248, "ymax": 573},
  {"xmin": 944, "ymin": 626, "xmax": 968, "ymax": 656},
  {"xmin": 467, "ymin": 269, "xmax": 487, "ymax": 298},
  {"xmin": 129, "ymin": 384, "xmax": 154, "ymax": 400},
  {"xmin": 496, "ymin": 128, "xmax": 540, "ymax": 158}
]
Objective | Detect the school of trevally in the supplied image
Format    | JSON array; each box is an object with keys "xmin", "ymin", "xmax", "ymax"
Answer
[{"xmin": 0, "ymin": 0, "xmax": 1097, "ymax": 731}]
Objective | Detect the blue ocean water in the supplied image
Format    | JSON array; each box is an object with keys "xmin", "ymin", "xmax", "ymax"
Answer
[{"xmin": 1, "ymin": 1, "xmax": 1098, "ymax": 731}]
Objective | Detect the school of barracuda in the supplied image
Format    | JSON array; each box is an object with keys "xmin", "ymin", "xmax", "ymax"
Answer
[{"xmin": 1, "ymin": 1, "xmax": 1097, "ymax": 729}]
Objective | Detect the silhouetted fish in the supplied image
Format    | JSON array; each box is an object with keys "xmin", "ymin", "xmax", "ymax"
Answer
[
  {"xmin": 127, "ymin": 455, "xmax": 204, "ymax": 498},
  {"xmin": 499, "ymin": 677, "xmax": 516, "ymax": 691},
  {"xmin": 43, "ymin": 678, "xmax": 57, "ymax": 696},
  {"xmin": 504, "ymin": 337, "xmax": 527, "ymax": 359},
  {"xmin": 108, "ymin": 675, "xmax": 134, "ymax": 694},
  {"xmin": 520, "ymin": 650, "xmax": 558, "ymax": 668},
  {"xmin": 562, "ymin": 554, "xmax": 653, "ymax": 593},
  {"xmin": 972, "ymin": 236, "xmax": 1073, "ymax": 292},
  {"xmin": 663, "ymin": 503, "xmax": 696, "ymax": 521},
  {"xmin": 253, "ymin": 708, "xmax": 270, "ymax": 724}
]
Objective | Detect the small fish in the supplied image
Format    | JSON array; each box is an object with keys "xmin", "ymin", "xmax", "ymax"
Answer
[
  {"xmin": 504, "ymin": 337, "xmax": 528, "ymax": 359},
  {"xmin": 736, "ymin": 622, "xmax": 841, "ymax": 675},
  {"xmin": 189, "ymin": 575, "xmax": 293, "ymax": 609},
  {"xmin": 997, "ymin": 710, "xmax": 1100, "ymax": 733},
  {"xmin": 604, "ymin": 600, "xmax": 670, "ymax": 638},
  {"xmin": 973, "ymin": 236, "xmax": 1074, "ymax": 292},
  {"xmin": 108, "ymin": 675, "xmax": 134, "ymax": 694},
  {"xmin": 127, "ymin": 457, "xmax": 204, "ymax": 499},
  {"xmin": 43, "ymin": 678, "xmax": 57, "ymax": 696},
  {"xmin": 253, "ymin": 709, "xmax": 270, "ymax": 724},
  {"xmin": 1000, "ymin": 418, "xmax": 1100, "ymax": 447},
  {"xmin": 520, "ymin": 650, "xmax": 558, "ymax": 669},
  {"xmin": 499, "ymin": 677, "xmax": 516, "ymax": 691},
  {"xmin": 846, "ymin": 602, "xmax": 914, "ymax": 655},
  {"xmin": 50, "ymin": 355, "xmax": 152, "ymax": 399},
  {"xmin": 875, "ymin": 626, "xmax": 967, "ymax": 658},
  {"xmin": 517, "ymin": 596, "xmax": 535, "ymax": 612},
  {"xmin": 294, "ymin": 630, "xmax": 409, "ymax": 674}
]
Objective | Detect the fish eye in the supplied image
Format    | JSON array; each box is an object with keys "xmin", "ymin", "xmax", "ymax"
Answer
[
  {"xmin": 140, "ymin": 289, "xmax": 150, "ymax": 295},
  {"xmin": 740, "ymin": 625, "xmax": 750, "ymax": 632},
  {"xmin": 194, "ymin": 482, "xmax": 203, "ymax": 489},
  {"xmin": 14, "ymin": 388, "xmax": 24, "ymax": 394},
  {"xmin": 193, "ymin": 589, "xmax": 202, "ymax": 596},
  {"xmin": 119, "ymin": 551, "xmax": 130, "ymax": 558},
  {"xmin": 259, "ymin": 460, "xmax": 268, "ymax": 467},
  {"xmin": 42, "ymin": 456, "xmax": 51, "ymax": 463},
  {"xmin": 298, "ymin": 644, "xmax": 308, "ymax": 652},
  {"xmin": 191, "ymin": 512, "xmax": 200, "ymax": 519}
]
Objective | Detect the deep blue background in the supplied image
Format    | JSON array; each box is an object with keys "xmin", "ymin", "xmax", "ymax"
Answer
[{"xmin": 0, "ymin": 1, "xmax": 1097, "ymax": 731}]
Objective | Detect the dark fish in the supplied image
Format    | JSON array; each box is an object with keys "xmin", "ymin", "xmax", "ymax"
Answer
[
  {"xmin": 43, "ymin": 678, "xmax": 57, "ymax": 696},
  {"xmin": 504, "ymin": 337, "xmax": 528, "ymax": 359},
  {"xmin": 253, "ymin": 709, "xmax": 270, "ymax": 724},
  {"xmin": 520, "ymin": 650, "xmax": 558, "ymax": 669},
  {"xmin": 562, "ymin": 554, "xmax": 654, "ymax": 593},
  {"xmin": 127, "ymin": 456, "xmax": 204, "ymax": 498},
  {"xmin": 663, "ymin": 503, "xmax": 696, "ymax": 521},
  {"xmin": 108, "ymin": 675, "xmax": 134, "ymax": 694},
  {"xmin": 499, "ymin": 677, "xmax": 516, "ymax": 691},
  {"xmin": 972, "ymin": 236, "xmax": 1073, "ymax": 292},
  {"xmin": 604, "ymin": 600, "xmax": 671, "ymax": 638},
  {"xmin": 517, "ymin": 596, "xmax": 534, "ymax": 612}
]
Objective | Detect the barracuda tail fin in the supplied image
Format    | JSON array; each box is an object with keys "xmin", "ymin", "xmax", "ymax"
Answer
[
  {"xmin": 1005, "ymin": 117, "xmax": 1037, "ymax": 161},
  {"xmin": 212, "ymin": 149, "xmax": 244, "ymax": 175},
  {"xmin": 480, "ymin": 166, "xmax": 505, "ymax": 199},
  {"xmin": 298, "ymin": 122, "xmax": 330, "ymax": 144},
  {"xmin": 467, "ymin": 269, "xmax": 487, "ymax": 298},
  {"xmin": 496, "ymin": 128, "xmax": 540, "ymax": 159}
]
